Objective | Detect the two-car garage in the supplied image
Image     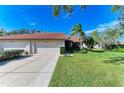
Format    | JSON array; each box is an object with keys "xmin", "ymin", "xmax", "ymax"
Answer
[
  {"xmin": 0, "ymin": 33, "xmax": 66, "ymax": 55},
  {"xmin": 0, "ymin": 40, "xmax": 64, "ymax": 55}
]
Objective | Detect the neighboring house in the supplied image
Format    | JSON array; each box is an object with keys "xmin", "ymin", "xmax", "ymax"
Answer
[
  {"xmin": 118, "ymin": 42, "xmax": 124, "ymax": 48},
  {"xmin": 0, "ymin": 33, "xmax": 66, "ymax": 55},
  {"xmin": 65, "ymin": 36, "xmax": 80, "ymax": 52},
  {"xmin": 94, "ymin": 44, "xmax": 102, "ymax": 48},
  {"xmin": 119, "ymin": 42, "xmax": 124, "ymax": 45}
]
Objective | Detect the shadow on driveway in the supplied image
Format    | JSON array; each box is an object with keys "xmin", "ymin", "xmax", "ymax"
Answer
[{"xmin": 0, "ymin": 55, "xmax": 33, "ymax": 66}]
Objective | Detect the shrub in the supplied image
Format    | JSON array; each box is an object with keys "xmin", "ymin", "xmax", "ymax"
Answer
[
  {"xmin": 80, "ymin": 48, "xmax": 88, "ymax": 54},
  {"xmin": 0, "ymin": 49, "xmax": 24, "ymax": 61},
  {"xmin": 111, "ymin": 48, "xmax": 124, "ymax": 53},
  {"xmin": 60, "ymin": 47, "xmax": 65, "ymax": 54}
]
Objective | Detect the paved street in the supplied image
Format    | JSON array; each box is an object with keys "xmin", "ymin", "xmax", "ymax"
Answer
[{"xmin": 0, "ymin": 54, "xmax": 59, "ymax": 87}]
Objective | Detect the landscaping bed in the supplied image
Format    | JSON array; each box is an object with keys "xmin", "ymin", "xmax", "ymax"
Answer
[{"xmin": 0, "ymin": 50, "xmax": 24, "ymax": 61}]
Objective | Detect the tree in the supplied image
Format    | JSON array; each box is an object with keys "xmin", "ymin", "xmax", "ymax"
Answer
[
  {"xmin": 8, "ymin": 28, "xmax": 43, "ymax": 35},
  {"xmin": 31, "ymin": 29, "xmax": 43, "ymax": 33},
  {"xmin": 52, "ymin": 5, "xmax": 86, "ymax": 16},
  {"xmin": 112, "ymin": 5, "xmax": 124, "ymax": 12},
  {"xmin": 112, "ymin": 5, "xmax": 121, "ymax": 12},
  {"xmin": 8, "ymin": 28, "xmax": 30, "ymax": 35},
  {"xmin": 0, "ymin": 28, "xmax": 8, "ymax": 36},
  {"xmin": 19, "ymin": 28, "xmax": 30, "ymax": 34},
  {"xmin": 52, "ymin": 5, "xmax": 122, "ymax": 17},
  {"xmin": 8, "ymin": 29, "xmax": 18, "ymax": 35},
  {"xmin": 71, "ymin": 24, "xmax": 85, "ymax": 49},
  {"xmin": 91, "ymin": 31, "xmax": 101, "ymax": 44},
  {"xmin": 91, "ymin": 26, "xmax": 123, "ymax": 50},
  {"xmin": 84, "ymin": 36, "xmax": 94, "ymax": 50},
  {"xmin": 101, "ymin": 28, "xmax": 119, "ymax": 49},
  {"xmin": 112, "ymin": 5, "xmax": 124, "ymax": 42}
]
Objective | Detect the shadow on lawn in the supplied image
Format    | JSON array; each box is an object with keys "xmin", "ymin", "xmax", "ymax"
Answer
[
  {"xmin": 103, "ymin": 56, "xmax": 124, "ymax": 65},
  {"xmin": 90, "ymin": 50, "xmax": 105, "ymax": 53},
  {"xmin": 0, "ymin": 55, "xmax": 33, "ymax": 66}
]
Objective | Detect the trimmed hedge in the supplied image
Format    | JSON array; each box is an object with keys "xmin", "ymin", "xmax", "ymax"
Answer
[
  {"xmin": 0, "ymin": 50, "xmax": 24, "ymax": 61},
  {"xmin": 60, "ymin": 47, "xmax": 65, "ymax": 54}
]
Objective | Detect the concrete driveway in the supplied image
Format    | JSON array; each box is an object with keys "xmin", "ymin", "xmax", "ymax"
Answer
[{"xmin": 0, "ymin": 54, "xmax": 59, "ymax": 87}]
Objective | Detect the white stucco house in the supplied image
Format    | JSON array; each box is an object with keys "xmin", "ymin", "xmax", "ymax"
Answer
[
  {"xmin": 0, "ymin": 33, "xmax": 66, "ymax": 55},
  {"xmin": 94, "ymin": 44, "xmax": 102, "ymax": 48}
]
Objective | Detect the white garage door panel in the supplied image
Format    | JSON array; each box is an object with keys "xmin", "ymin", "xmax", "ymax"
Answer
[
  {"xmin": 3, "ymin": 41, "xmax": 28, "ymax": 51},
  {"xmin": 37, "ymin": 48, "xmax": 60, "ymax": 55},
  {"xmin": 37, "ymin": 42, "xmax": 62, "ymax": 55}
]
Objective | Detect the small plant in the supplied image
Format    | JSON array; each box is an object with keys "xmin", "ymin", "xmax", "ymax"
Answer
[
  {"xmin": 80, "ymin": 48, "xmax": 88, "ymax": 54},
  {"xmin": 60, "ymin": 47, "xmax": 65, "ymax": 54},
  {"xmin": 25, "ymin": 51, "xmax": 29, "ymax": 55}
]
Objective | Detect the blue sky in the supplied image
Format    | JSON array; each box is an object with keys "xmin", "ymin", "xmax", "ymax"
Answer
[{"xmin": 0, "ymin": 5, "xmax": 120, "ymax": 36}]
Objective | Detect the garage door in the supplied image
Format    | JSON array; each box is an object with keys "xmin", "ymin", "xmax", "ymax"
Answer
[{"xmin": 36, "ymin": 42, "xmax": 63, "ymax": 55}]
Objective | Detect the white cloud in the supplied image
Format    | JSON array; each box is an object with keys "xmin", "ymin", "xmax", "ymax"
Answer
[
  {"xmin": 85, "ymin": 29, "xmax": 96, "ymax": 34},
  {"xmin": 96, "ymin": 20, "xmax": 119, "ymax": 32},
  {"xmin": 30, "ymin": 22, "xmax": 37, "ymax": 26},
  {"xmin": 98, "ymin": 21, "xmax": 119, "ymax": 28},
  {"xmin": 85, "ymin": 20, "xmax": 119, "ymax": 34}
]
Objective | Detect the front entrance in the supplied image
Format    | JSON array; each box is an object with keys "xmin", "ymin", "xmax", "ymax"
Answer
[{"xmin": 65, "ymin": 40, "xmax": 73, "ymax": 52}]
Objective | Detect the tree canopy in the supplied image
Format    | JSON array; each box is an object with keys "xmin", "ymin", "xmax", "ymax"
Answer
[
  {"xmin": 0, "ymin": 28, "xmax": 8, "ymax": 36},
  {"xmin": 0, "ymin": 28, "xmax": 43, "ymax": 36},
  {"xmin": 71, "ymin": 24, "xmax": 85, "ymax": 49},
  {"xmin": 52, "ymin": 5, "xmax": 86, "ymax": 16}
]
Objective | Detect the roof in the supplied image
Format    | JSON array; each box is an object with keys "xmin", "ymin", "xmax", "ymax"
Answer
[
  {"xmin": 0, "ymin": 33, "xmax": 67, "ymax": 40},
  {"xmin": 119, "ymin": 42, "xmax": 124, "ymax": 45},
  {"xmin": 67, "ymin": 36, "xmax": 80, "ymax": 43}
]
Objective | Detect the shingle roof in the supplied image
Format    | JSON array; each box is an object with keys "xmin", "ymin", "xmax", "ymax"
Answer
[{"xmin": 0, "ymin": 33, "xmax": 67, "ymax": 40}]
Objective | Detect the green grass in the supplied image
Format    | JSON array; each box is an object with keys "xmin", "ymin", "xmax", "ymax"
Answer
[
  {"xmin": 111, "ymin": 48, "xmax": 124, "ymax": 53},
  {"xmin": 49, "ymin": 51, "xmax": 124, "ymax": 87}
]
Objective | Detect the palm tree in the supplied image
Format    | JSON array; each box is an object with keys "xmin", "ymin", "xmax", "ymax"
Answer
[
  {"xmin": 91, "ymin": 31, "xmax": 101, "ymax": 44},
  {"xmin": 71, "ymin": 24, "xmax": 85, "ymax": 49},
  {"xmin": 111, "ymin": 5, "xmax": 124, "ymax": 12},
  {"xmin": 52, "ymin": 5, "xmax": 86, "ymax": 16},
  {"xmin": 52, "ymin": 5, "xmax": 123, "ymax": 17}
]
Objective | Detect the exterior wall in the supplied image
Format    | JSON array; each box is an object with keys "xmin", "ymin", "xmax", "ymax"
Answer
[
  {"xmin": 82, "ymin": 43, "xmax": 88, "ymax": 48},
  {"xmin": 94, "ymin": 44, "xmax": 102, "ymax": 48},
  {"xmin": 0, "ymin": 40, "xmax": 29, "ymax": 51},
  {"xmin": 0, "ymin": 41, "xmax": 3, "ymax": 51},
  {"xmin": 0, "ymin": 40, "xmax": 65, "ymax": 55}
]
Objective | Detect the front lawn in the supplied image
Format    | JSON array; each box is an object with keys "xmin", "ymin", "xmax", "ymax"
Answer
[
  {"xmin": 111, "ymin": 48, "xmax": 124, "ymax": 53},
  {"xmin": 49, "ymin": 51, "xmax": 124, "ymax": 87}
]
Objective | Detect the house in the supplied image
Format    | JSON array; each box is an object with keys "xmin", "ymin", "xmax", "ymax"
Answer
[
  {"xmin": 0, "ymin": 33, "xmax": 66, "ymax": 55},
  {"xmin": 117, "ymin": 42, "xmax": 124, "ymax": 48},
  {"xmin": 94, "ymin": 44, "xmax": 102, "ymax": 48},
  {"xmin": 65, "ymin": 36, "xmax": 80, "ymax": 52},
  {"xmin": 119, "ymin": 42, "xmax": 124, "ymax": 45}
]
